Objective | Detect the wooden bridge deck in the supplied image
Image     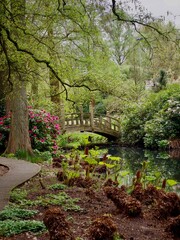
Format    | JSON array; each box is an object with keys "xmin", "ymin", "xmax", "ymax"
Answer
[{"xmin": 64, "ymin": 113, "xmax": 120, "ymax": 140}]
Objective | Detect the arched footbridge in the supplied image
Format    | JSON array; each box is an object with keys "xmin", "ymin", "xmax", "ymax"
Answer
[{"xmin": 63, "ymin": 113, "xmax": 120, "ymax": 141}]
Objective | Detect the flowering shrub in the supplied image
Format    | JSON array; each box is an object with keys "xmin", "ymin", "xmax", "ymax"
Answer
[
  {"xmin": 0, "ymin": 108, "xmax": 61, "ymax": 153},
  {"xmin": 0, "ymin": 114, "xmax": 11, "ymax": 149},
  {"xmin": 28, "ymin": 107, "xmax": 60, "ymax": 153}
]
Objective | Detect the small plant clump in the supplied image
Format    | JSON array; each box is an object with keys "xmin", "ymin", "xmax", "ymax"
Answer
[
  {"xmin": 104, "ymin": 186, "xmax": 142, "ymax": 217},
  {"xmin": 57, "ymin": 169, "xmax": 68, "ymax": 181},
  {"xmin": 103, "ymin": 178, "xmax": 119, "ymax": 187},
  {"xmin": 0, "ymin": 207, "xmax": 45, "ymax": 237},
  {"xmin": 88, "ymin": 215, "xmax": 120, "ymax": 240},
  {"xmin": 0, "ymin": 207, "xmax": 38, "ymax": 220},
  {"xmin": 48, "ymin": 183, "xmax": 67, "ymax": 190},
  {"xmin": 166, "ymin": 215, "xmax": 180, "ymax": 237},
  {"xmin": 156, "ymin": 192, "xmax": 180, "ymax": 219},
  {"xmin": 52, "ymin": 155, "xmax": 66, "ymax": 168},
  {"xmin": 0, "ymin": 219, "xmax": 46, "ymax": 237},
  {"xmin": 67, "ymin": 176, "xmax": 96, "ymax": 188},
  {"xmin": 43, "ymin": 207, "xmax": 75, "ymax": 240},
  {"xmin": 131, "ymin": 183, "xmax": 180, "ymax": 219}
]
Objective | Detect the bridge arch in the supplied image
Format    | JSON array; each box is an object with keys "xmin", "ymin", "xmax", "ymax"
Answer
[{"xmin": 63, "ymin": 112, "xmax": 120, "ymax": 141}]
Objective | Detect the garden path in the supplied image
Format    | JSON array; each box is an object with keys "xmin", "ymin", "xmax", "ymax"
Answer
[{"xmin": 0, "ymin": 157, "xmax": 41, "ymax": 210}]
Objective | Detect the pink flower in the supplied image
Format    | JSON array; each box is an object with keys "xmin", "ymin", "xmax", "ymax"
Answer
[{"xmin": 55, "ymin": 124, "xmax": 60, "ymax": 130}]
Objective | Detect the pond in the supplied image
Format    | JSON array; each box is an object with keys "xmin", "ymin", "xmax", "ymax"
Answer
[{"xmin": 104, "ymin": 145, "xmax": 180, "ymax": 193}]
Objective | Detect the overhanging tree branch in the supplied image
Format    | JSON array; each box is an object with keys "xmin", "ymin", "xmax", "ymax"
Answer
[
  {"xmin": 111, "ymin": 0, "xmax": 167, "ymax": 38},
  {"xmin": 0, "ymin": 30, "xmax": 13, "ymax": 91},
  {"xmin": 1, "ymin": 24, "xmax": 99, "ymax": 103}
]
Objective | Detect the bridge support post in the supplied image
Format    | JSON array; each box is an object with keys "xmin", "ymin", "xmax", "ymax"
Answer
[{"xmin": 106, "ymin": 111, "xmax": 111, "ymax": 128}]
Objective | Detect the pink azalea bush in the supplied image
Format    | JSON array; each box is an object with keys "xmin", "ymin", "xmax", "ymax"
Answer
[
  {"xmin": 0, "ymin": 107, "xmax": 61, "ymax": 153},
  {"xmin": 0, "ymin": 113, "xmax": 11, "ymax": 149}
]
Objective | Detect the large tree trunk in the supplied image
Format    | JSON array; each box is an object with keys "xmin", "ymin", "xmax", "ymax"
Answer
[
  {"xmin": 5, "ymin": 80, "xmax": 33, "ymax": 154},
  {"xmin": 4, "ymin": 0, "xmax": 33, "ymax": 154}
]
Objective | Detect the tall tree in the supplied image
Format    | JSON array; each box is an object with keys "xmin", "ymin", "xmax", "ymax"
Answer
[
  {"xmin": 1, "ymin": 0, "xmax": 177, "ymax": 153},
  {"xmin": 2, "ymin": 0, "xmax": 33, "ymax": 154}
]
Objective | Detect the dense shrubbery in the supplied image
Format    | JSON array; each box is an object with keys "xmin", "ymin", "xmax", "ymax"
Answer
[
  {"xmin": 0, "ymin": 114, "xmax": 11, "ymax": 150},
  {"xmin": 0, "ymin": 107, "xmax": 60, "ymax": 153},
  {"xmin": 121, "ymin": 84, "xmax": 180, "ymax": 149}
]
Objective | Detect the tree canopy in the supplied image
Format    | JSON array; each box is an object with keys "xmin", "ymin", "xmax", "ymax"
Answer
[{"xmin": 0, "ymin": 0, "xmax": 179, "ymax": 153}]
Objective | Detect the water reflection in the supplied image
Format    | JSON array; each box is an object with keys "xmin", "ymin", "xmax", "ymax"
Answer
[{"xmin": 107, "ymin": 146, "xmax": 180, "ymax": 183}]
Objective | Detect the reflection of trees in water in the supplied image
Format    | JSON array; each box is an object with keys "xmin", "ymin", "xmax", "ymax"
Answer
[{"xmin": 108, "ymin": 146, "xmax": 180, "ymax": 182}]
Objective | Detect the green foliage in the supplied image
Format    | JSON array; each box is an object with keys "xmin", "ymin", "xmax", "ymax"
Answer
[
  {"xmin": 166, "ymin": 179, "xmax": 178, "ymax": 187},
  {"xmin": 57, "ymin": 132, "xmax": 107, "ymax": 149},
  {"xmin": 14, "ymin": 149, "xmax": 44, "ymax": 163},
  {"xmin": 0, "ymin": 207, "xmax": 45, "ymax": 237},
  {"xmin": 10, "ymin": 189, "xmax": 28, "ymax": 203},
  {"xmin": 0, "ymin": 207, "xmax": 38, "ymax": 220},
  {"xmin": 0, "ymin": 220, "xmax": 46, "ymax": 237},
  {"xmin": 13, "ymin": 191, "xmax": 82, "ymax": 212},
  {"xmin": 121, "ymin": 84, "xmax": 180, "ymax": 148},
  {"xmin": 48, "ymin": 183, "xmax": 67, "ymax": 190},
  {"xmin": 33, "ymin": 149, "xmax": 53, "ymax": 162},
  {"xmin": 130, "ymin": 160, "xmax": 178, "ymax": 191},
  {"xmin": 113, "ymin": 232, "xmax": 125, "ymax": 240}
]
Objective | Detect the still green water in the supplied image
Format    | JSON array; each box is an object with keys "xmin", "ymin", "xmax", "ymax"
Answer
[{"xmin": 106, "ymin": 146, "xmax": 180, "ymax": 192}]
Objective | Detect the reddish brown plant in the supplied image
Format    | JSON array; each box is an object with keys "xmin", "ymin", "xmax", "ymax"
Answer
[{"xmin": 43, "ymin": 207, "xmax": 75, "ymax": 240}]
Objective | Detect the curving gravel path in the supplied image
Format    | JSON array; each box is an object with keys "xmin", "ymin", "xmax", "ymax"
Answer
[{"xmin": 0, "ymin": 157, "xmax": 41, "ymax": 210}]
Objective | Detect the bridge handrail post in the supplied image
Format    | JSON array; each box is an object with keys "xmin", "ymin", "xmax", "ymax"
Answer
[
  {"xmin": 106, "ymin": 111, "xmax": 111, "ymax": 129},
  {"xmin": 99, "ymin": 116, "xmax": 103, "ymax": 128}
]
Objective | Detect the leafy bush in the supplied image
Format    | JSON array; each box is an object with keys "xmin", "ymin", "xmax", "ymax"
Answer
[
  {"xmin": 28, "ymin": 107, "xmax": 60, "ymax": 153},
  {"xmin": 144, "ymin": 96, "xmax": 180, "ymax": 148},
  {"xmin": 0, "ymin": 107, "xmax": 61, "ymax": 153},
  {"xmin": 0, "ymin": 113, "xmax": 11, "ymax": 150},
  {"xmin": 121, "ymin": 84, "xmax": 180, "ymax": 148}
]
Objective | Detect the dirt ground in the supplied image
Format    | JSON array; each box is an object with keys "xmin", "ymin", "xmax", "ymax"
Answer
[
  {"xmin": 0, "ymin": 165, "xmax": 9, "ymax": 176},
  {"xmin": 0, "ymin": 162, "xmax": 180, "ymax": 240}
]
